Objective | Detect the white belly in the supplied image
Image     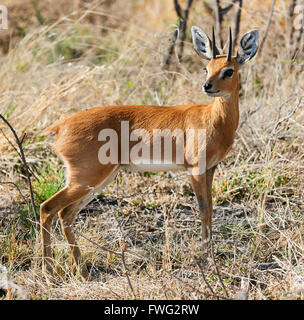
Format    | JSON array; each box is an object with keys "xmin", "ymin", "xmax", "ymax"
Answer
[{"xmin": 124, "ymin": 161, "xmax": 184, "ymax": 172}]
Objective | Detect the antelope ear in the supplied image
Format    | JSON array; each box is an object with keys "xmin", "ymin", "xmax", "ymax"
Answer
[
  {"xmin": 236, "ymin": 30, "xmax": 259, "ymax": 66},
  {"xmin": 191, "ymin": 26, "xmax": 218, "ymax": 60}
]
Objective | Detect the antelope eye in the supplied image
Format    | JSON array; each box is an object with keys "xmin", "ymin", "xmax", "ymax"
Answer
[
  {"xmin": 203, "ymin": 67, "xmax": 208, "ymax": 74},
  {"xmin": 223, "ymin": 69, "xmax": 234, "ymax": 78}
]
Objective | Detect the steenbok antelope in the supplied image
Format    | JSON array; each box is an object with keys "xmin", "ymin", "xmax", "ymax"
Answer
[{"xmin": 40, "ymin": 26, "xmax": 259, "ymax": 279}]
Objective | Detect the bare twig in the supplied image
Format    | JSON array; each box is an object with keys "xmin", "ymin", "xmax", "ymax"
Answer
[
  {"xmin": 164, "ymin": 18, "xmax": 183, "ymax": 69},
  {"xmin": 292, "ymin": 7, "xmax": 304, "ymax": 60},
  {"xmin": 126, "ymin": 247, "xmax": 219, "ymax": 299},
  {"xmin": 121, "ymin": 243, "xmax": 136, "ymax": 299},
  {"xmin": 113, "ymin": 211, "xmax": 137, "ymax": 299},
  {"xmin": 215, "ymin": 0, "xmax": 242, "ymax": 53},
  {"xmin": 0, "ymin": 181, "xmax": 28, "ymax": 204},
  {"xmin": 178, "ymin": 0, "xmax": 194, "ymax": 61},
  {"xmin": 238, "ymin": 104, "xmax": 263, "ymax": 130},
  {"xmin": 287, "ymin": 0, "xmax": 297, "ymax": 50},
  {"xmin": 164, "ymin": 268, "xmax": 212, "ymax": 299},
  {"xmin": 203, "ymin": 1, "xmax": 213, "ymax": 16},
  {"xmin": 259, "ymin": 0, "xmax": 276, "ymax": 53},
  {"xmin": 232, "ymin": 0, "xmax": 242, "ymax": 52},
  {"xmin": 192, "ymin": 254, "xmax": 219, "ymax": 299},
  {"xmin": 0, "ymin": 128, "xmax": 40, "ymax": 182},
  {"xmin": 0, "ymin": 114, "xmax": 38, "ymax": 224},
  {"xmin": 215, "ymin": 0, "xmax": 224, "ymax": 50},
  {"xmin": 74, "ymin": 229, "xmax": 122, "ymax": 256},
  {"xmin": 272, "ymin": 96, "xmax": 304, "ymax": 133},
  {"xmin": 0, "ymin": 128, "xmax": 21, "ymax": 158},
  {"xmin": 210, "ymin": 241, "xmax": 229, "ymax": 298},
  {"xmin": 165, "ymin": 0, "xmax": 194, "ymax": 68}
]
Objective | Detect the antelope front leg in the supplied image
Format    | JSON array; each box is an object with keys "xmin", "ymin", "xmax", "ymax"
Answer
[{"xmin": 191, "ymin": 167, "xmax": 216, "ymax": 250}]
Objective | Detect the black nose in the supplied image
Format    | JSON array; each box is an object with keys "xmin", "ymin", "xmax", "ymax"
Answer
[{"xmin": 204, "ymin": 82, "xmax": 212, "ymax": 91}]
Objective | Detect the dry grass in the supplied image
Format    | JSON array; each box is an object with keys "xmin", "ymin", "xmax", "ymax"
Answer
[{"xmin": 0, "ymin": 0, "xmax": 304, "ymax": 300}]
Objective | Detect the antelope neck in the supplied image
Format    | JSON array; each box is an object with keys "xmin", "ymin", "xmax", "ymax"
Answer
[{"xmin": 212, "ymin": 85, "xmax": 240, "ymax": 133}]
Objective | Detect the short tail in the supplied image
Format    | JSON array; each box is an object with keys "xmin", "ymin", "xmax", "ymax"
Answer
[{"xmin": 41, "ymin": 123, "xmax": 60, "ymax": 136}]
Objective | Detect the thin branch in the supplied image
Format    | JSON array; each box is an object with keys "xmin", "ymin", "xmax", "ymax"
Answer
[
  {"xmin": 287, "ymin": 0, "xmax": 297, "ymax": 49},
  {"xmin": 126, "ymin": 247, "xmax": 228, "ymax": 299},
  {"xmin": 121, "ymin": 243, "xmax": 136, "ymax": 299},
  {"xmin": 173, "ymin": 0, "xmax": 183, "ymax": 19},
  {"xmin": 178, "ymin": 0, "xmax": 194, "ymax": 61},
  {"xmin": 74, "ymin": 229, "xmax": 122, "ymax": 256},
  {"xmin": 238, "ymin": 104, "xmax": 263, "ymax": 130},
  {"xmin": 210, "ymin": 241, "xmax": 229, "ymax": 298},
  {"xmin": 0, "ymin": 128, "xmax": 21, "ymax": 158},
  {"xmin": 164, "ymin": 19, "xmax": 183, "ymax": 69},
  {"xmin": 221, "ymin": 3, "xmax": 235, "ymax": 15},
  {"xmin": 215, "ymin": 0, "xmax": 241, "ymax": 52},
  {"xmin": 215, "ymin": 0, "xmax": 224, "ymax": 50},
  {"xmin": 20, "ymin": 133, "xmax": 26, "ymax": 145},
  {"xmin": 192, "ymin": 254, "xmax": 220, "ymax": 299},
  {"xmin": 259, "ymin": 0, "xmax": 276, "ymax": 53},
  {"xmin": 232, "ymin": 0, "xmax": 242, "ymax": 52},
  {"xmin": 113, "ymin": 211, "xmax": 137, "ymax": 299},
  {"xmin": 0, "ymin": 114, "xmax": 38, "ymax": 224},
  {"xmin": 203, "ymin": 1, "xmax": 213, "ymax": 16},
  {"xmin": 0, "ymin": 181, "xmax": 28, "ymax": 204},
  {"xmin": 165, "ymin": 0, "xmax": 194, "ymax": 68},
  {"xmin": 0, "ymin": 128, "xmax": 39, "ymax": 182},
  {"xmin": 272, "ymin": 96, "xmax": 304, "ymax": 133},
  {"xmin": 292, "ymin": 7, "xmax": 304, "ymax": 60}
]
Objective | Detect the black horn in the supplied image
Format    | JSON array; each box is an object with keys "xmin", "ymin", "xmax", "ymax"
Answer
[
  {"xmin": 212, "ymin": 26, "xmax": 217, "ymax": 59},
  {"xmin": 227, "ymin": 27, "xmax": 232, "ymax": 61}
]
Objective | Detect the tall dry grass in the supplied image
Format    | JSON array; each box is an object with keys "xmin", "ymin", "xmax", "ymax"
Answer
[{"xmin": 0, "ymin": 0, "xmax": 303, "ymax": 300}]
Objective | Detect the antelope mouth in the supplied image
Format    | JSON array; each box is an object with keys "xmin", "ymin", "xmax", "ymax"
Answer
[{"xmin": 204, "ymin": 89, "xmax": 220, "ymax": 96}]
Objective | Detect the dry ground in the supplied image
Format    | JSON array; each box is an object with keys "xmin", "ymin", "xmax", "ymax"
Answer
[{"xmin": 0, "ymin": 0, "xmax": 304, "ymax": 300}]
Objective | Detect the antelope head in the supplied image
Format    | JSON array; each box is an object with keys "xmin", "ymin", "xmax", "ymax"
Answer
[{"xmin": 191, "ymin": 26, "xmax": 259, "ymax": 99}]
